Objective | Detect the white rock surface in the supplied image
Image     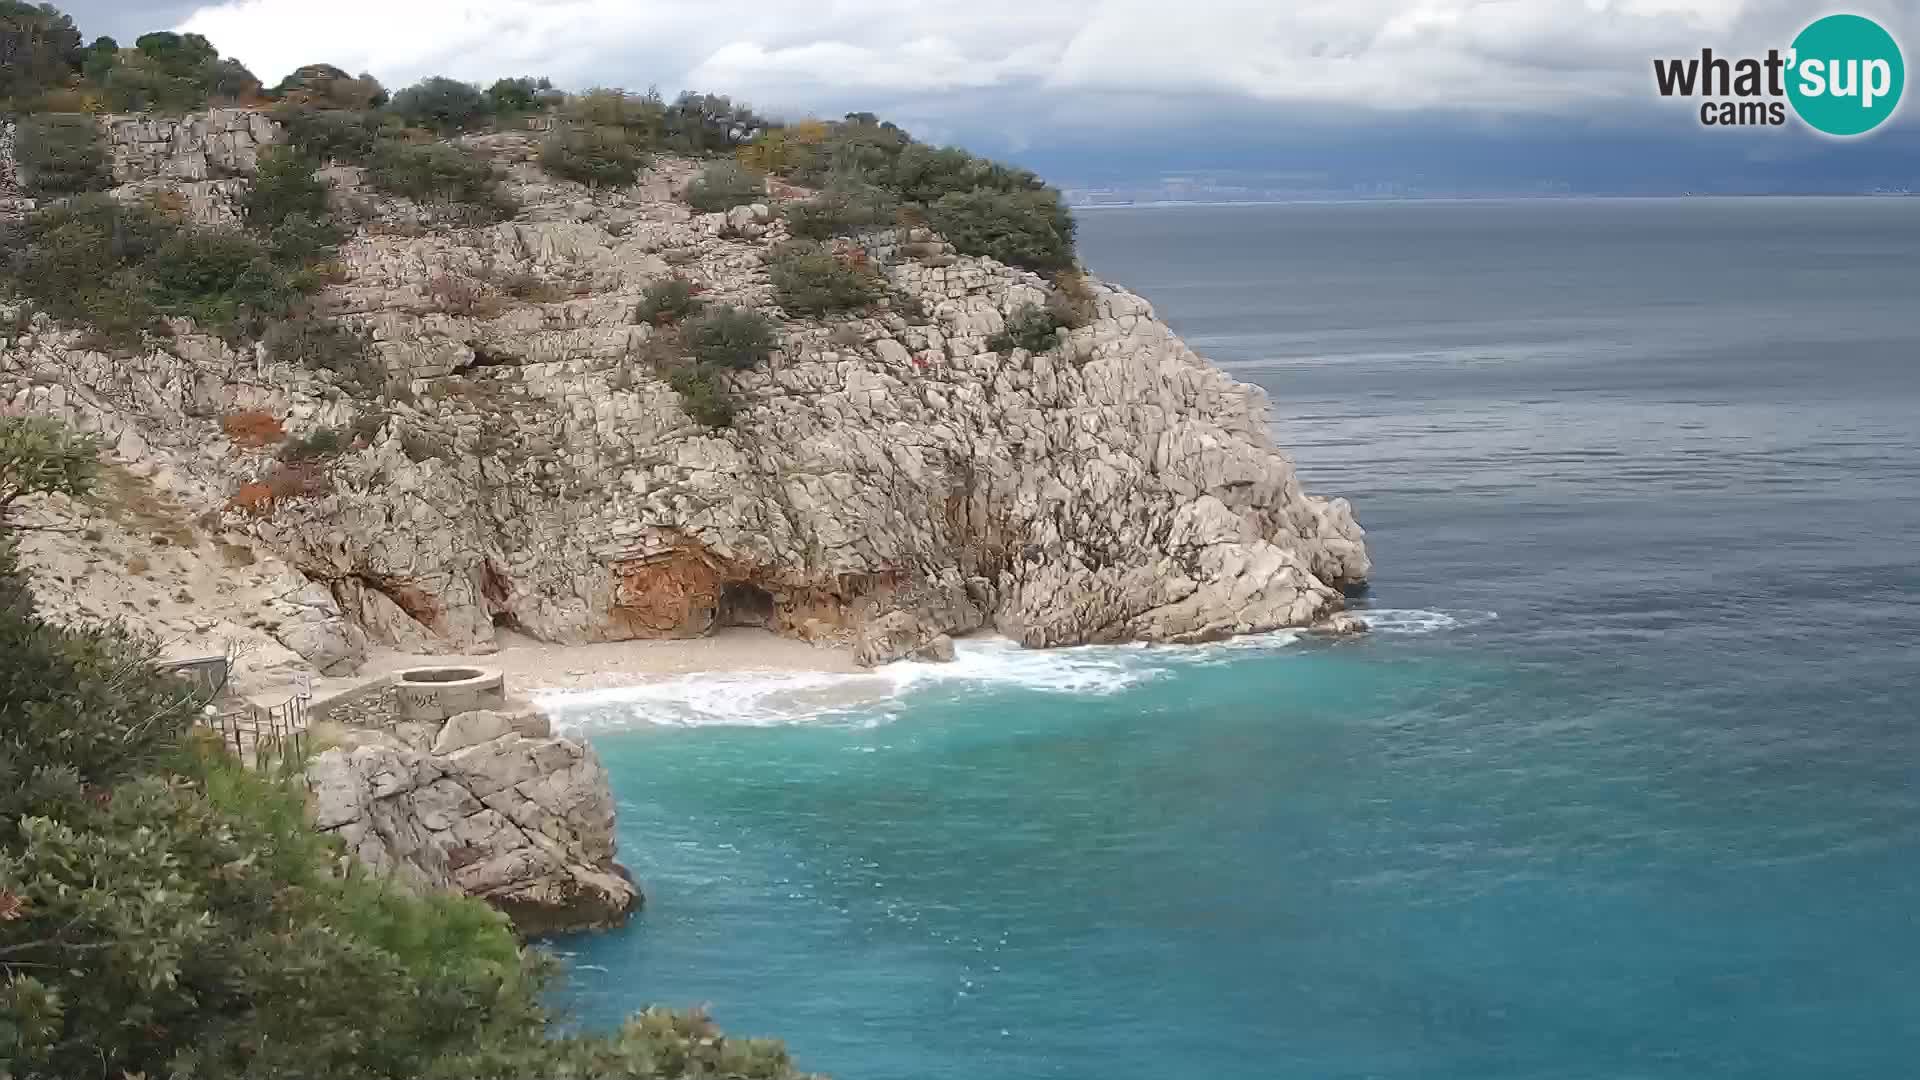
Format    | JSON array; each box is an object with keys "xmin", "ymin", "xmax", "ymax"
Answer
[
  {"xmin": 306, "ymin": 704, "xmax": 639, "ymax": 934},
  {"xmin": 1, "ymin": 109, "xmax": 1370, "ymax": 672}
]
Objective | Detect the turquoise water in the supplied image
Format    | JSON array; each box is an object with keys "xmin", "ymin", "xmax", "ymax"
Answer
[{"xmin": 549, "ymin": 199, "xmax": 1920, "ymax": 1078}]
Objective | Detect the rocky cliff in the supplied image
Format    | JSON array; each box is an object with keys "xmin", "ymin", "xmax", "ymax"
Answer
[{"xmin": 0, "ymin": 109, "xmax": 1369, "ymax": 679}]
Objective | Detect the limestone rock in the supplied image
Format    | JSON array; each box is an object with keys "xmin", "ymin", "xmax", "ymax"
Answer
[
  {"xmin": 1, "ymin": 109, "xmax": 1371, "ymax": 676},
  {"xmin": 304, "ymin": 711, "xmax": 640, "ymax": 934}
]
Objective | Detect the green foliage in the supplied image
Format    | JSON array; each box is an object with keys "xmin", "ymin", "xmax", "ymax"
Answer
[
  {"xmin": 91, "ymin": 31, "xmax": 260, "ymax": 113},
  {"xmin": 13, "ymin": 113, "xmax": 109, "ymax": 198},
  {"xmin": 666, "ymin": 364, "xmax": 736, "ymax": 428},
  {"xmin": 660, "ymin": 91, "xmax": 766, "ymax": 155},
  {"xmin": 279, "ymin": 425, "xmax": 347, "ymax": 461},
  {"xmin": 367, "ymin": 139, "xmax": 514, "ymax": 219},
  {"xmin": 927, "ymin": 187, "xmax": 1077, "ymax": 272},
  {"xmin": 485, "ymin": 75, "xmax": 556, "ymax": 116},
  {"xmin": 145, "ymin": 224, "xmax": 305, "ymax": 335},
  {"xmin": 0, "ymin": 1, "xmax": 84, "ymax": 107},
  {"xmin": 264, "ymin": 313, "xmax": 379, "ymax": 392},
  {"xmin": 782, "ymin": 182, "xmax": 897, "ymax": 240},
  {"xmin": 634, "ymin": 276, "xmax": 703, "ymax": 325},
  {"xmin": 0, "ymin": 415, "xmax": 98, "ymax": 520},
  {"xmin": 987, "ymin": 301, "xmax": 1063, "ymax": 354},
  {"xmin": 683, "ymin": 160, "xmax": 764, "ymax": 212},
  {"xmin": 768, "ymin": 240, "xmax": 883, "ymax": 316},
  {"xmin": 273, "ymin": 104, "xmax": 390, "ymax": 163},
  {"xmin": 684, "ymin": 305, "xmax": 774, "ymax": 371},
  {"xmin": 1, "ymin": 196, "xmax": 171, "ymax": 347},
  {"xmin": 243, "ymin": 147, "xmax": 342, "ymax": 262},
  {"xmin": 541, "ymin": 123, "xmax": 647, "ymax": 188},
  {"xmin": 743, "ymin": 113, "xmax": 1079, "ymax": 270},
  {"xmin": 390, "ymin": 75, "xmax": 487, "ymax": 133}
]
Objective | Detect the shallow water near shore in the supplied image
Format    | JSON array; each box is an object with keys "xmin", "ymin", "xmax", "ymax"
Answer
[{"xmin": 547, "ymin": 198, "xmax": 1920, "ymax": 1079}]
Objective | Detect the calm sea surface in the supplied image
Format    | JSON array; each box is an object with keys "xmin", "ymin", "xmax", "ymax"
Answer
[{"xmin": 551, "ymin": 199, "xmax": 1920, "ymax": 1079}]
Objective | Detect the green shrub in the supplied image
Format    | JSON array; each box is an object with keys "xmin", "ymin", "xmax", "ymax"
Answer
[
  {"xmin": 634, "ymin": 276, "xmax": 703, "ymax": 325},
  {"xmin": 768, "ymin": 240, "xmax": 883, "ymax": 315},
  {"xmin": 927, "ymin": 187, "xmax": 1077, "ymax": 271},
  {"xmin": 390, "ymin": 75, "xmax": 487, "ymax": 133},
  {"xmin": 273, "ymin": 104, "xmax": 388, "ymax": 163},
  {"xmin": 0, "ymin": 2, "xmax": 84, "ymax": 107},
  {"xmin": 14, "ymin": 113, "xmax": 110, "ymax": 198},
  {"xmin": 366, "ymin": 140, "xmax": 513, "ymax": 219},
  {"xmin": 684, "ymin": 305, "xmax": 775, "ymax": 371},
  {"xmin": 541, "ymin": 123, "xmax": 646, "ymax": 188},
  {"xmin": 2, "ymin": 197, "xmax": 173, "ymax": 348},
  {"xmin": 146, "ymin": 226, "xmax": 303, "ymax": 333},
  {"xmin": 264, "ymin": 314, "xmax": 380, "ymax": 392},
  {"xmin": 987, "ymin": 302, "xmax": 1062, "ymax": 353},
  {"xmin": 485, "ymin": 75, "xmax": 557, "ymax": 116},
  {"xmin": 279, "ymin": 426, "xmax": 347, "ymax": 461},
  {"xmin": 684, "ymin": 160, "xmax": 764, "ymax": 212},
  {"xmin": 243, "ymin": 147, "xmax": 330, "ymax": 230},
  {"xmin": 782, "ymin": 183, "xmax": 897, "ymax": 240},
  {"xmin": 667, "ymin": 364, "xmax": 736, "ymax": 427}
]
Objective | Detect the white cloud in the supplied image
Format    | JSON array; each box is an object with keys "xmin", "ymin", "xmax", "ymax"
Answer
[{"xmin": 176, "ymin": 0, "xmax": 1920, "ymax": 120}]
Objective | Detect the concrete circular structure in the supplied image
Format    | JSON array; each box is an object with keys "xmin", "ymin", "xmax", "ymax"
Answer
[{"xmin": 394, "ymin": 666, "xmax": 507, "ymax": 723}]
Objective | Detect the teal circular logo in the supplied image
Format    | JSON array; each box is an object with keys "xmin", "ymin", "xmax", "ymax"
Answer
[{"xmin": 1788, "ymin": 14, "xmax": 1905, "ymax": 136}]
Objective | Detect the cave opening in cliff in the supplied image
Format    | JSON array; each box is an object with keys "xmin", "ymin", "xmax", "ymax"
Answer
[{"xmin": 717, "ymin": 581, "xmax": 775, "ymax": 629}]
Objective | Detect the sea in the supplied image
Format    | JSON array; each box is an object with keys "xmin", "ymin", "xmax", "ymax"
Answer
[{"xmin": 545, "ymin": 198, "xmax": 1920, "ymax": 1079}]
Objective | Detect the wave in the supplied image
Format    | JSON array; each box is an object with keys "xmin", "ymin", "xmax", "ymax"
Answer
[
  {"xmin": 1357, "ymin": 608, "xmax": 1499, "ymax": 634},
  {"xmin": 537, "ymin": 611, "xmax": 1491, "ymax": 731}
]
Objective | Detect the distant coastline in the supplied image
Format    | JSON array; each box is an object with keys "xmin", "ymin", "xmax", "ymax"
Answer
[{"xmin": 1068, "ymin": 191, "xmax": 1918, "ymax": 209}]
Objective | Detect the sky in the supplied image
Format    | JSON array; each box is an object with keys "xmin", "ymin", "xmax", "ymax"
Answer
[{"xmin": 50, "ymin": 0, "xmax": 1920, "ymax": 194}]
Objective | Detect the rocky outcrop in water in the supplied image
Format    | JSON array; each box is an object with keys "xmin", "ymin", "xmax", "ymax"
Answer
[
  {"xmin": 306, "ymin": 699, "xmax": 640, "ymax": 935},
  {"xmin": 0, "ymin": 109, "xmax": 1369, "ymax": 674}
]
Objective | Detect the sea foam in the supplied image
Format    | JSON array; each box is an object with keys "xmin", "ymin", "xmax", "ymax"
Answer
[{"xmin": 537, "ymin": 610, "xmax": 1487, "ymax": 730}]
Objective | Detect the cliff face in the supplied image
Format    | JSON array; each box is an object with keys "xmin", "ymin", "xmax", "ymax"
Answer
[{"xmin": 0, "ymin": 110, "xmax": 1369, "ymax": 674}]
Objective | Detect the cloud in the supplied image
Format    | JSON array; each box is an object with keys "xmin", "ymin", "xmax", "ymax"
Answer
[{"xmin": 165, "ymin": 0, "xmax": 1920, "ymax": 143}]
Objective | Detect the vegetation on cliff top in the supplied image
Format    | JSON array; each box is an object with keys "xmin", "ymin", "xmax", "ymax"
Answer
[
  {"xmin": 0, "ymin": 415, "xmax": 818, "ymax": 1080},
  {"xmin": 2, "ymin": 0, "xmax": 1079, "ymax": 425}
]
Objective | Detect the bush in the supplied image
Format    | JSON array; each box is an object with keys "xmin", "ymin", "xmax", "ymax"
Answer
[
  {"xmin": 667, "ymin": 364, "xmax": 736, "ymax": 428},
  {"xmin": 987, "ymin": 302, "xmax": 1063, "ymax": 353},
  {"xmin": 634, "ymin": 276, "xmax": 703, "ymax": 325},
  {"xmin": 243, "ymin": 147, "xmax": 330, "ymax": 230},
  {"xmin": 366, "ymin": 140, "xmax": 513, "ymax": 219},
  {"xmin": 264, "ymin": 314, "xmax": 380, "ymax": 392},
  {"xmin": 390, "ymin": 75, "xmax": 487, "ymax": 133},
  {"xmin": 486, "ymin": 75, "xmax": 557, "ymax": 116},
  {"xmin": 272, "ymin": 64, "xmax": 385, "ymax": 109},
  {"xmin": 768, "ymin": 240, "xmax": 883, "ymax": 315},
  {"xmin": 683, "ymin": 160, "xmax": 764, "ymax": 212},
  {"xmin": 278, "ymin": 426, "xmax": 347, "ymax": 461},
  {"xmin": 782, "ymin": 183, "xmax": 898, "ymax": 240},
  {"xmin": 927, "ymin": 187, "xmax": 1077, "ymax": 272},
  {"xmin": 146, "ymin": 226, "xmax": 305, "ymax": 334},
  {"xmin": 541, "ymin": 124, "xmax": 646, "ymax": 188},
  {"xmin": 14, "ymin": 113, "xmax": 110, "ymax": 198},
  {"xmin": 684, "ymin": 305, "xmax": 775, "ymax": 371},
  {"xmin": 273, "ymin": 104, "xmax": 388, "ymax": 163},
  {"xmin": 0, "ymin": 3, "xmax": 84, "ymax": 107},
  {"xmin": 2, "ymin": 197, "xmax": 176, "ymax": 348}
]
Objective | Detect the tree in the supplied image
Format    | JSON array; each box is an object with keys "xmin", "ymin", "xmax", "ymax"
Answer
[
  {"xmin": 541, "ymin": 123, "xmax": 646, "ymax": 188},
  {"xmin": 0, "ymin": 1, "xmax": 83, "ymax": 104},
  {"xmin": 391, "ymin": 75, "xmax": 487, "ymax": 133}
]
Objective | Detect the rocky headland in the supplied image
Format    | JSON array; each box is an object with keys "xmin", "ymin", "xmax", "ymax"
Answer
[{"xmin": 1, "ymin": 106, "xmax": 1369, "ymax": 929}]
